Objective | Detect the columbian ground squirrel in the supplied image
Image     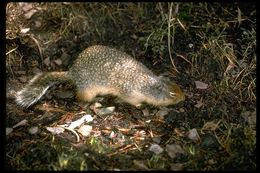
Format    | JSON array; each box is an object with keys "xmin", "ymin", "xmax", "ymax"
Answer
[{"xmin": 16, "ymin": 45, "xmax": 185, "ymax": 108}]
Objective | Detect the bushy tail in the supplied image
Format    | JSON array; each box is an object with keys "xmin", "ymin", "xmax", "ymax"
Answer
[{"xmin": 16, "ymin": 71, "xmax": 70, "ymax": 108}]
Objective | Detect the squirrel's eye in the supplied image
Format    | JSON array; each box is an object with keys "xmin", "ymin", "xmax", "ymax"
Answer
[{"xmin": 170, "ymin": 92, "xmax": 176, "ymax": 97}]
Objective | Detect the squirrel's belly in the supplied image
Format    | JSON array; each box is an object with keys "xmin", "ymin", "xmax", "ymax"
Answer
[{"xmin": 76, "ymin": 85, "xmax": 121, "ymax": 102}]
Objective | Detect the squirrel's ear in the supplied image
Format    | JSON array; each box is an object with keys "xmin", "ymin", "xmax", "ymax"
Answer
[
  {"xmin": 169, "ymin": 92, "xmax": 176, "ymax": 97},
  {"xmin": 158, "ymin": 76, "xmax": 171, "ymax": 83}
]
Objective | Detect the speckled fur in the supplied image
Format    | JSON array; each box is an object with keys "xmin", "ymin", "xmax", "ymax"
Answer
[{"xmin": 16, "ymin": 45, "xmax": 185, "ymax": 108}]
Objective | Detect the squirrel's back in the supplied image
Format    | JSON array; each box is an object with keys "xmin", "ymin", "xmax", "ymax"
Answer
[{"xmin": 16, "ymin": 45, "xmax": 185, "ymax": 108}]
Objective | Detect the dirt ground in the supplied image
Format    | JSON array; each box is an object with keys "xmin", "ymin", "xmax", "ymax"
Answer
[{"xmin": 6, "ymin": 2, "xmax": 256, "ymax": 171}]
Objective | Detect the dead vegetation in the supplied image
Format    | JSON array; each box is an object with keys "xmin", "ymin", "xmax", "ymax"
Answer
[{"xmin": 6, "ymin": 2, "xmax": 256, "ymax": 171}]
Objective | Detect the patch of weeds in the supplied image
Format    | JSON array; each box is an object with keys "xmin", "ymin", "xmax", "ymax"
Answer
[
  {"xmin": 51, "ymin": 151, "xmax": 87, "ymax": 171},
  {"xmin": 88, "ymin": 136, "xmax": 113, "ymax": 154},
  {"xmin": 49, "ymin": 136, "xmax": 90, "ymax": 170},
  {"xmin": 221, "ymin": 126, "xmax": 256, "ymax": 170},
  {"xmin": 146, "ymin": 154, "xmax": 167, "ymax": 170},
  {"xmin": 6, "ymin": 141, "xmax": 58, "ymax": 170}
]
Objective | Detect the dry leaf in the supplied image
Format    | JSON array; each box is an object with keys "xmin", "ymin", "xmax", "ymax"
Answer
[
  {"xmin": 93, "ymin": 130, "xmax": 102, "ymax": 137},
  {"xmin": 187, "ymin": 128, "xmax": 200, "ymax": 142},
  {"xmin": 60, "ymin": 52, "xmax": 71, "ymax": 66},
  {"xmin": 78, "ymin": 125, "xmax": 92, "ymax": 137},
  {"xmin": 133, "ymin": 160, "xmax": 150, "ymax": 170},
  {"xmin": 90, "ymin": 102, "xmax": 102, "ymax": 110},
  {"xmin": 109, "ymin": 131, "xmax": 117, "ymax": 138},
  {"xmin": 21, "ymin": 3, "xmax": 33, "ymax": 12},
  {"xmin": 188, "ymin": 43, "xmax": 194, "ymax": 48},
  {"xmin": 24, "ymin": 9, "xmax": 38, "ymax": 19},
  {"xmin": 101, "ymin": 129, "xmax": 111, "ymax": 134},
  {"xmin": 170, "ymin": 163, "xmax": 184, "ymax": 171},
  {"xmin": 13, "ymin": 119, "xmax": 28, "ymax": 128},
  {"xmin": 248, "ymin": 111, "xmax": 256, "ymax": 128},
  {"xmin": 34, "ymin": 20, "xmax": 42, "ymax": 28},
  {"xmin": 32, "ymin": 67, "xmax": 42, "ymax": 74},
  {"xmin": 174, "ymin": 128, "xmax": 185, "ymax": 137},
  {"xmin": 20, "ymin": 28, "xmax": 30, "ymax": 34},
  {"xmin": 117, "ymin": 128, "xmax": 131, "ymax": 134},
  {"xmin": 179, "ymin": 108, "xmax": 185, "ymax": 112},
  {"xmin": 224, "ymin": 62, "xmax": 235, "ymax": 76},
  {"xmin": 15, "ymin": 71, "xmax": 26, "ymax": 75},
  {"xmin": 194, "ymin": 98, "xmax": 203, "ymax": 108},
  {"xmin": 152, "ymin": 137, "xmax": 161, "ymax": 144},
  {"xmin": 54, "ymin": 58, "xmax": 63, "ymax": 66},
  {"xmin": 133, "ymin": 130, "xmax": 146, "ymax": 139},
  {"xmin": 131, "ymin": 34, "xmax": 138, "ymax": 40},
  {"xmin": 18, "ymin": 76, "xmax": 28, "ymax": 83},
  {"xmin": 195, "ymin": 81, "xmax": 208, "ymax": 89},
  {"xmin": 46, "ymin": 126, "xmax": 65, "ymax": 134},
  {"xmin": 202, "ymin": 120, "xmax": 221, "ymax": 131},
  {"xmin": 165, "ymin": 144, "xmax": 185, "ymax": 159},
  {"xmin": 156, "ymin": 110, "xmax": 169, "ymax": 119},
  {"xmin": 237, "ymin": 7, "xmax": 242, "ymax": 25},
  {"xmin": 142, "ymin": 108, "xmax": 149, "ymax": 116},
  {"xmin": 43, "ymin": 57, "xmax": 50, "ymax": 66},
  {"xmin": 208, "ymin": 159, "xmax": 217, "ymax": 165},
  {"xmin": 241, "ymin": 110, "xmax": 256, "ymax": 128}
]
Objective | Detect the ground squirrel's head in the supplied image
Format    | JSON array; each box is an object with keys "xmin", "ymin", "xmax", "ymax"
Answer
[
  {"xmin": 166, "ymin": 81, "xmax": 185, "ymax": 105},
  {"xmin": 146, "ymin": 79, "xmax": 185, "ymax": 106}
]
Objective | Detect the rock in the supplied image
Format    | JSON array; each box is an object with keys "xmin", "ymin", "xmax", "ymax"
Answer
[
  {"xmin": 201, "ymin": 134, "xmax": 219, "ymax": 149},
  {"xmin": 96, "ymin": 106, "xmax": 115, "ymax": 115},
  {"xmin": 28, "ymin": 126, "xmax": 39, "ymax": 134},
  {"xmin": 149, "ymin": 144, "xmax": 164, "ymax": 155},
  {"xmin": 152, "ymin": 137, "xmax": 161, "ymax": 144},
  {"xmin": 156, "ymin": 109, "xmax": 169, "ymax": 119},
  {"xmin": 6, "ymin": 128, "xmax": 13, "ymax": 135}
]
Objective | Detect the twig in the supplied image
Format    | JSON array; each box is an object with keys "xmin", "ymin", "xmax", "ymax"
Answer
[
  {"xmin": 177, "ymin": 18, "xmax": 186, "ymax": 31},
  {"xmin": 6, "ymin": 46, "xmax": 18, "ymax": 55},
  {"xmin": 29, "ymin": 35, "xmax": 44, "ymax": 67},
  {"xmin": 157, "ymin": 3, "xmax": 166, "ymax": 20},
  {"xmin": 107, "ymin": 144, "xmax": 135, "ymax": 157},
  {"xmin": 134, "ymin": 142, "xmax": 142, "ymax": 152},
  {"xmin": 167, "ymin": 3, "xmax": 178, "ymax": 73},
  {"xmin": 176, "ymin": 53, "xmax": 192, "ymax": 66},
  {"xmin": 59, "ymin": 125, "xmax": 80, "ymax": 142}
]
